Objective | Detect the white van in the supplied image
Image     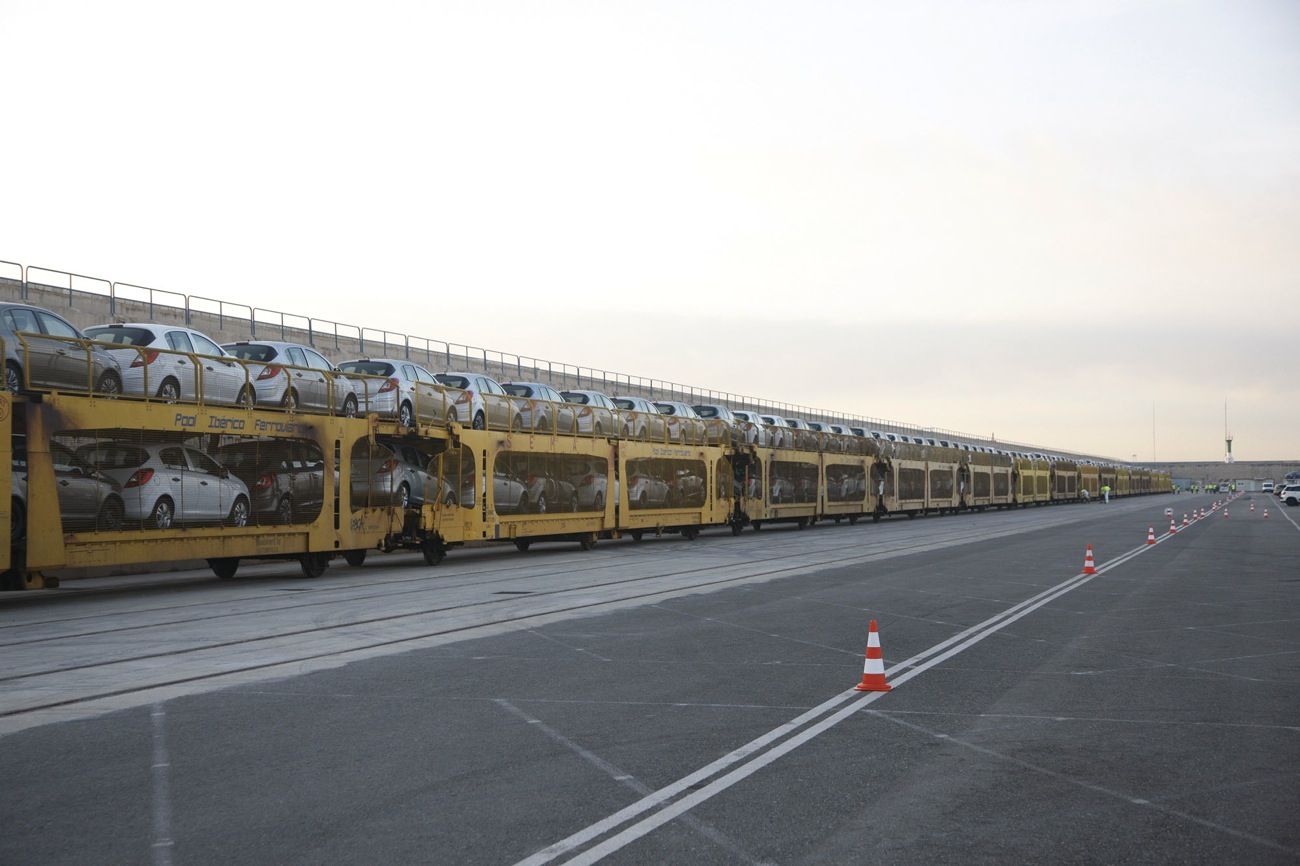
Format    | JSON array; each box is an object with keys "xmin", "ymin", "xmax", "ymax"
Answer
[{"xmin": 1262, "ymin": 481, "xmax": 1274, "ymax": 493}]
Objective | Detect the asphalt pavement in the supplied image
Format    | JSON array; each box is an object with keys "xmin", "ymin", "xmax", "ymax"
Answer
[{"xmin": 2, "ymin": 493, "xmax": 1296, "ymax": 864}]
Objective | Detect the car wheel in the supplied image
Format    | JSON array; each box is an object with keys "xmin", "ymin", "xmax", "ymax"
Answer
[
  {"xmin": 397, "ymin": 482, "xmax": 411, "ymax": 510},
  {"xmin": 282, "ymin": 388, "xmax": 298, "ymax": 411},
  {"xmin": 209, "ymin": 557, "xmax": 239, "ymax": 580},
  {"xmin": 511, "ymin": 415, "xmax": 524, "ymax": 432},
  {"xmin": 97, "ymin": 497, "xmax": 124, "ymax": 532},
  {"xmin": 594, "ymin": 422, "xmax": 604, "ymax": 436},
  {"xmin": 343, "ymin": 549, "xmax": 367, "ymax": 567},
  {"xmin": 236, "ymin": 386, "xmax": 255, "ymax": 408},
  {"xmin": 148, "ymin": 497, "xmax": 175, "ymax": 530},
  {"xmin": 342, "ymin": 395, "xmax": 358, "ymax": 417},
  {"xmin": 227, "ymin": 496, "xmax": 249, "ymax": 527},
  {"xmin": 276, "ymin": 496, "xmax": 293, "ymax": 525},
  {"xmin": 4, "ymin": 361, "xmax": 21, "ymax": 394},
  {"xmin": 473, "ymin": 411, "xmax": 486, "ymax": 430},
  {"xmin": 534, "ymin": 493, "xmax": 547, "ymax": 514},
  {"xmin": 96, "ymin": 370, "xmax": 122, "ymax": 396},
  {"xmin": 399, "ymin": 401, "xmax": 415, "ymax": 428},
  {"xmin": 593, "ymin": 492, "xmax": 604, "ymax": 512},
  {"xmin": 156, "ymin": 378, "xmax": 181, "ymax": 402},
  {"xmin": 11, "ymin": 497, "xmax": 25, "ymax": 543}
]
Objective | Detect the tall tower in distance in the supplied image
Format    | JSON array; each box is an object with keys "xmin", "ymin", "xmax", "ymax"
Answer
[{"xmin": 1224, "ymin": 400, "xmax": 1234, "ymax": 464}]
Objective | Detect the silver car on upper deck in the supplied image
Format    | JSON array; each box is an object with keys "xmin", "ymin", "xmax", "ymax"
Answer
[{"xmin": 222, "ymin": 340, "xmax": 358, "ymax": 416}]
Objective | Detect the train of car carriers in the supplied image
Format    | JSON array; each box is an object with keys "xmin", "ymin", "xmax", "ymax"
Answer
[{"xmin": 0, "ymin": 321, "xmax": 1170, "ymax": 590}]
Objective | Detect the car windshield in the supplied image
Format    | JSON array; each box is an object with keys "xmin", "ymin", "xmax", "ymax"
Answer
[
  {"xmin": 561, "ymin": 392, "xmax": 589, "ymax": 404},
  {"xmin": 74, "ymin": 443, "xmax": 148, "ymax": 469},
  {"xmin": 84, "ymin": 326, "xmax": 153, "ymax": 346},
  {"xmin": 437, "ymin": 374, "xmax": 470, "ymax": 389},
  {"xmin": 339, "ymin": 361, "xmax": 394, "ymax": 376},
  {"xmin": 502, "ymin": 384, "xmax": 535, "ymax": 398},
  {"xmin": 223, "ymin": 344, "xmax": 278, "ymax": 362}
]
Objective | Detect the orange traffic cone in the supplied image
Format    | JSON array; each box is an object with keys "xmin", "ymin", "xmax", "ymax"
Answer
[
  {"xmin": 1171, "ymin": 518, "xmax": 1179, "ymax": 534},
  {"xmin": 1250, "ymin": 502, "xmax": 1255, "ymax": 512},
  {"xmin": 1224, "ymin": 507, "xmax": 1229, "ymax": 519},
  {"xmin": 854, "ymin": 620, "xmax": 892, "ymax": 692},
  {"xmin": 1082, "ymin": 544, "xmax": 1098, "ymax": 574},
  {"xmin": 1264, "ymin": 508, "xmax": 1269, "ymax": 519},
  {"xmin": 1183, "ymin": 514, "xmax": 1189, "ymax": 527},
  {"xmin": 1146, "ymin": 526, "xmax": 1156, "ymax": 545}
]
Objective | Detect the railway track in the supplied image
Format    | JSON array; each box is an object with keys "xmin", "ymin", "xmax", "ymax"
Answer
[{"xmin": 0, "ymin": 497, "xmax": 1160, "ymax": 730}]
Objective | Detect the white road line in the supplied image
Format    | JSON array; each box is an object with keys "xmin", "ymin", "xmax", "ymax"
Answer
[
  {"xmin": 516, "ymin": 539, "xmax": 1157, "ymax": 865},
  {"xmin": 868, "ymin": 710, "xmax": 1298, "ymax": 856},
  {"xmin": 149, "ymin": 704, "xmax": 174, "ymax": 866},
  {"xmin": 1274, "ymin": 502, "xmax": 1300, "ymax": 533},
  {"xmin": 493, "ymin": 699, "xmax": 769, "ymax": 866}
]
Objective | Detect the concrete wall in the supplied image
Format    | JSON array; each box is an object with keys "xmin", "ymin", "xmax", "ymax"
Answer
[{"xmin": 1151, "ymin": 461, "xmax": 1299, "ymax": 484}]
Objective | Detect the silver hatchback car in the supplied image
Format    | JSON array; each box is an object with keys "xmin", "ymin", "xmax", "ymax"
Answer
[
  {"xmin": 74, "ymin": 440, "xmax": 251, "ymax": 529},
  {"xmin": 222, "ymin": 340, "xmax": 357, "ymax": 416},
  {"xmin": 1, "ymin": 303, "xmax": 123, "ymax": 395},
  {"xmin": 84, "ymin": 323, "xmax": 253, "ymax": 405},
  {"xmin": 338, "ymin": 358, "xmax": 454, "ymax": 428}
]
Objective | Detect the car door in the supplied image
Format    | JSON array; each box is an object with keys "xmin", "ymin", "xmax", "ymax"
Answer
[
  {"xmin": 282, "ymin": 346, "xmax": 315, "ymax": 409},
  {"xmin": 185, "ymin": 447, "xmax": 229, "ymax": 520},
  {"xmin": 163, "ymin": 331, "xmax": 200, "ymax": 400},
  {"xmin": 412, "ymin": 366, "xmax": 445, "ymax": 422},
  {"xmin": 35, "ymin": 311, "xmax": 90, "ymax": 390},
  {"xmin": 542, "ymin": 386, "xmax": 575, "ymax": 433},
  {"xmin": 303, "ymin": 349, "xmax": 338, "ymax": 412},
  {"xmin": 190, "ymin": 332, "xmax": 242, "ymax": 404},
  {"xmin": 49, "ymin": 441, "xmax": 99, "ymax": 523},
  {"xmin": 154, "ymin": 445, "xmax": 196, "ymax": 522}
]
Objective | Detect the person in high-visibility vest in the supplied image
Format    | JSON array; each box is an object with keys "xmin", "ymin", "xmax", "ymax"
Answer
[{"xmin": 1102, "ymin": 484, "xmax": 1111, "ymax": 504}]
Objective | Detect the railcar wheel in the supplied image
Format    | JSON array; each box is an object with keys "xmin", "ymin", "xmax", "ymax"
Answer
[
  {"xmin": 515, "ymin": 540, "xmax": 531, "ymax": 552},
  {"xmin": 752, "ymin": 521, "xmax": 762, "ymax": 531},
  {"xmin": 421, "ymin": 539, "xmax": 446, "ymax": 566},
  {"xmin": 848, "ymin": 514, "xmax": 859, "ymax": 525},
  {"xmin": 682, "ymin": 527, "xmax": 699, "ymax": 541},
  {"xmin": 630, "ymin": 530, "xmax": 643, "ymax": 542},
  {"xmin": 299, "ymin": 552, "xmax": 329, "ymax": 578},
  {"xmin": 208, "ymin": 558, "xmax": 239, "ymax": 580},
  {"xmin": 343, "ymin": 549, "xmax": 367, "ymax": 567},
  {"xmin": 579, "ymin": 537, "xmax": 597, "ymax": 551}
]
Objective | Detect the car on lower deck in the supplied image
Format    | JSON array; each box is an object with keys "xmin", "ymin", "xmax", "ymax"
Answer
[{"xmin": 74, "ymin": 440, "xmax": 251, "ymax": 529}]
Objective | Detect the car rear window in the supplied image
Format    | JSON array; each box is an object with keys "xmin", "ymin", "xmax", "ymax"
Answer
[
  {"xmin": 436, "ymin": 374, "xmax": 470, "ymax": 389},
  {"xmin": 502, "ymin": 384, "xmax": 535, "ymax": 398},
  {"xmin": 339, "ymin": 361, "xmax": 394, "ymax": 376},
  {"xmin": 85, "ymin": 326, "xmax": 154, "ymax": 346},
  {"xmin": 223, "ymin": 344, "xmax": 278, "ymax": 362},
  {"xmin": 561, "ymin": 391, "xmax": 589, "ymax": 404},
  {"xmin": 693, "ymin": 406, "xmax": 719, "ymax": 418},
  {"xmin": 75, "ymin": 443, "xmax": 148, "ymax": 469},
  {"xmin": 612, "ymin": 398, "xmax": 635, "ymax": 410}
]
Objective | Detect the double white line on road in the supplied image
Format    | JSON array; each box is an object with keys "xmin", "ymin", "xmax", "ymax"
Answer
[{"xmin": 516, "ymin": 527, "xmax": 1192, "ymax": 865}]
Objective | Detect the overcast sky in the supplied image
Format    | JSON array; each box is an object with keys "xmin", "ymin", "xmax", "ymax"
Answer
[{"xmin": 2, "ymin": 1, "xmax": 1296, "ymax": 461}]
